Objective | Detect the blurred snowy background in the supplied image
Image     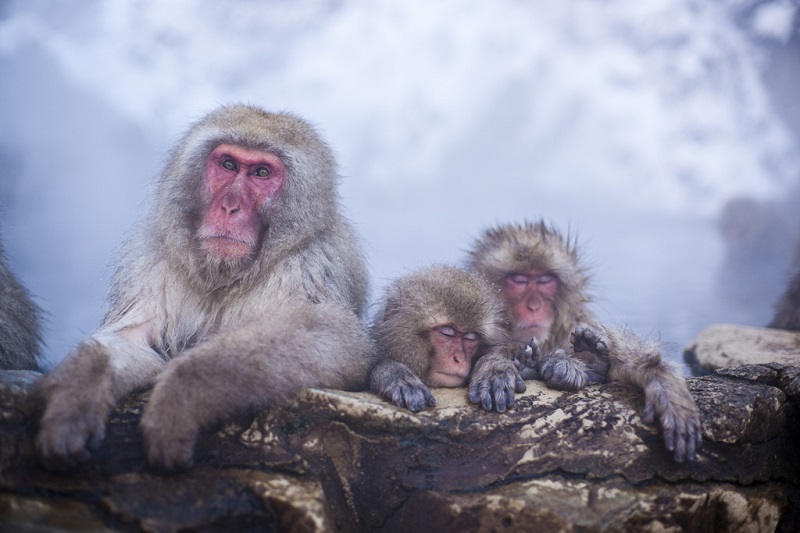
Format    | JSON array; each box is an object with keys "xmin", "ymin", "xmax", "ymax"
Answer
[{"xmin": 1, "ymin": 0, "xmax": 799, "ymax": 370}]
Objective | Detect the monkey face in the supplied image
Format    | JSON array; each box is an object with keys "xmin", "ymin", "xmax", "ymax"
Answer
[
  {"xmin": 503, "ymin": 271, "xmax": 558, "ymax": 341},
  {"xmin": 425, "ymin": 324, "xmax": 480, "ymax": 387},
  {"xmin": 198, "ymin": 143, "xmax": 286, "ymax": 261}
]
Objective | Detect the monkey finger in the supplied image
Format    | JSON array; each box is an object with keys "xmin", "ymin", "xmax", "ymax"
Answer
[
  {"xmin": 493, "ymin": 389, "xmax": 507, "ymax": 413},
  {"xmin": 423, "ymin": 388, "xmax": 437, "ymax": 407},
  {"xmin": 480, "ymin": 390, "xmax": 494, "ymax": 411},
  {"xmin": 504, "ymin": 385, "xmax": 516, "ymax": 410},
  {"xmin": 406, "ymin": 385, "xmax": 429, "ymax": 412},
  {"xmin": 514, "ymin": 373, "xmax": 527, "ymax": 393},
  {"xmin": 671, "ymin": 430, "xmax": 687, "ymax": 463}
]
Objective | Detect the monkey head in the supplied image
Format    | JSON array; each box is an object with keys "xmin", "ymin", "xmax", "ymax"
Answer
[
  {"xmin": 373, "ymin": 265, "xmax": 506, "ymax": 387},
  {"xmin": 466, "ymin": 221, "xmax": 591, "ymax": 350},
  {"xmin": 154, "ymin": 105, "xmax": 339, "ymax": 283},
  {"xmin": 198, "ymin": 143, "xmax": 286, "ymax": 260}
]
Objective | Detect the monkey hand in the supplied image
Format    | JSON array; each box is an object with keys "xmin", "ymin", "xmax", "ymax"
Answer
[
  {"xmin": 141, "ymin": 410, "xmax": 198, "ymax": 472},
  {"xmin": 36, "ymin": 398, "xmax": 109, "ymax": 470},
  {"xmin": 469, "ymin": 354, "xmax": 526, "ymax": 413},
  {"xmin": 539, "ymin": 350, "xmax": 589, "ymax": 391},
  {"xmin": 370, "ymin": 359, "xmax": 436, "ymax": 412},
  {"xmin": 140, "ymin": 376, "xmax": 200, "ymax": 471},
  {"xmin": 569, "ymin": 327, "xmax": 610, "ymax": 384},
  {"xmin": 643, "ymin": 375, "xmax": 703, "ymax": 463},
  {"xmin": 513, "ymin": 337, "xmax": 541, "ymax": 380}
]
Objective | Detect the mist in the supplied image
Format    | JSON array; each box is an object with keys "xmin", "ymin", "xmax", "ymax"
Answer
[{"xmin": 1, "ymin": 0, "xmax": 798, "ymax": 371}]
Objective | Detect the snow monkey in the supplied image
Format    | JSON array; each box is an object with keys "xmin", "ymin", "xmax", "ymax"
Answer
[
  {"xmin": 467, "ymin": 220, "xmax": 702, "ymax": 462},
  {"xmin": 370, "ymin": 265, "xmax": 526, "ymax": 413},
  {"xmin": 769, "ymin": 268, "xmax": 800, "ymax": 330},
  {"xmin": 36, "ymin": 105, "xmax": 375, "ymax": 471},
  {"xmin": 0, "ymin": 231, "xmax": 43, "ymax": 371}
]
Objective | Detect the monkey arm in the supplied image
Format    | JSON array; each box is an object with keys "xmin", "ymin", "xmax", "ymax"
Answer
[
  {"xmin": 468, "ymin": 351, "xmax": 526, "ymax": 413},
  {"xmin": 141, "ymin": 301, "xmax": 374, "ymax": 471},
  {"xmin": 604, "ymin": 328, "xmax": 702, "ymax": 462},
  {"xmin": 36, "ymin": 319, "xmax": 163, "ymax": 469},
  {"xmin": 369, "ymin": 359, "xmax": 437, "ymax": 413}
]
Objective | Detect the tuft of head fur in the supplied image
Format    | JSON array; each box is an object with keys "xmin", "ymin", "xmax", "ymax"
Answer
[
  {"xmin": 466, "ymin": 220, "xmax": 593, "ymax": 349},
  {"xmin": 372, "ymin": 265, "xmax": 506, "ymax": 381}
]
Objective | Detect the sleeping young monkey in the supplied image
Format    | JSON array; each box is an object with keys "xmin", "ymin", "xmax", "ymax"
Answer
[{"xmin": 369, "ymin": 265, "xmax": 525, "ymax": 413}]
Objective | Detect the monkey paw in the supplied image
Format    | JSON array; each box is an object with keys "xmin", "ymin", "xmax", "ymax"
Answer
[
  {"xmin": 569, "ymin": 327, "xmax": 610, "ymax": 384},
  {"xmin": 643, "ymin": 380, "xmax": 703, "ymax": 463},
  {"xmin": 539, "ymin": 350, "xmax": 589, "ymax": 391},
  {"xmin": 513, "ymin": 337, "xmax": 541, "ymax": 380},
  {"xmin": 141, "ymin": 405, "xmax": 198, "ymax": 472},
  {"xmin": 36, "ymin": 404, "xmax": 107, "ymax": 470},
  {"xmin": 36, "ymin": 410, "xmax": 106, "ymax": 470},
  {"xmin": 385, "ymin": 372, "xmax": 437, "ymax": 413},
  {"xmin": 469, "ymin": 356, "xmax": 526, "ymax": 413}
]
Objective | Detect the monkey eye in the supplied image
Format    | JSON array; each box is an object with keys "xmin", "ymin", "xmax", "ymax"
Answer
[
  {"xmin": 463, "ymin": 332, "xmax": 480, "ymax": 342},
  {"xmin": 253, "ymin": 167, "xmax": 271, "ymax": 178},
  {"xmin": 438, "ymin": 325, "xmax": 457, "ymax": 337},
  {"xmin": 536, "ymin": 273, "xmax": 556, "ymax": 285},
  {"xmin": 509, "ymin": 274, "xmax": 529, "ymax": 285},
  {"xmin": 221, "ymin": 159, "xmax": 237, "ymax": 171}
]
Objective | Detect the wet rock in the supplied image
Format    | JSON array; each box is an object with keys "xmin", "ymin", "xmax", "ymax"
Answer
[
  {"xmin": 684, "ymin": 323, "xmax": 800, "ymax": 374},
  {"xmin": 0, "ymin": 365, "xmax": 798, "ymax": 532}
]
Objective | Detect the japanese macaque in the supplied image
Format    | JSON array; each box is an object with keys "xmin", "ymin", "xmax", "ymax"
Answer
[
  {"xmin": 0, "ymin": 232, "xmax": 43, "ymax": 371},
  {"xmin": 370, "ymin": 265, "xmax": 525, "ymax": 413},
  {"xmin": 36, "ymin": 105, "xmax": 375, "ymax": 471},
  {"xmin": 717, "ymin": 197, "xmax": 796, "ymax": 311},
  {"xmin": 769, "ymin": 269, "xmax": 800, "ymax": 330},
  {"xmin": 467, "ymin": 221, "xmax": 702, "ymax": 462}
]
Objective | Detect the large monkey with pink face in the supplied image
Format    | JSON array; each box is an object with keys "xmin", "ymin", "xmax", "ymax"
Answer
[
  {"xmin": 467, "ymin": 220, "xmax": 702, "ymax": 462},
  {"xmin": 36, "ymin": 105, "xmax": 375, "ymax": 471}
]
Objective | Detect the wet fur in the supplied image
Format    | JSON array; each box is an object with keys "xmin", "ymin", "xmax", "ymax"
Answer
[
  {"xmin": 369, "ymin": 265, "xmax": 525, "ymax": 413},
  {"xmin": 467, "ymin": 220, "xmax": 702, "ymax": 462},
  {"xmin": 0, "ymin": 232, "xmax": 43, "ymax": 371},
  {"xmin": 36, "ymin": 105, "xmax": 375, "ymax": 471}
]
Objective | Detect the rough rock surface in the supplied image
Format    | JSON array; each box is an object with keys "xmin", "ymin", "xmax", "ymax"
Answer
[
  {"xmin": 684, "ymin": 324, "xmax": 800, "ymax": 373},
  {"xmin": 0, "ymin": 363, "xmax": 798, "ymax": 532}
]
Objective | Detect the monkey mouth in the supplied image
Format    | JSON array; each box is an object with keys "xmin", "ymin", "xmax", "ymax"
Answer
[
  {"xmin": 201, "ymin": 235, "xmax": 256, "ymax": 259},
  {"xmin": 427, "ymin": 370, "xmax": 469, "ymax": 388},
  {"xmin": 514, "ymin": 322, "xmax": 547, "ymax": 336}
]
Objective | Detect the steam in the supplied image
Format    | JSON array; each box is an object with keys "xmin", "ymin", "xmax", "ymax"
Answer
[{"xmin": 0, "ymin": 0, "xmax": 797, "ymax": 369}]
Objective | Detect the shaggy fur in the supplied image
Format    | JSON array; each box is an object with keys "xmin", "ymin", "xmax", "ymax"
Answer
[
  {"xmin": 370, "ymin": 265, "xmax": 524, "ymax": 413},
  {"xmin": 36, "ymin": 105, "xmax": 375, "ymax": 471},
  {"xmin": 0, "ymin": 232, "xmax": 43, "ymax": 370},
  {"xmin": 467, "ymin": 220, "xmax": 702, "ymax": 462}
]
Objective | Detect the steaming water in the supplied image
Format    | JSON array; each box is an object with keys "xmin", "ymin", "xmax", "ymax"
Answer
[{"xmin": 0, "ymin": 1, "xmax": 798, "ymax": 371}]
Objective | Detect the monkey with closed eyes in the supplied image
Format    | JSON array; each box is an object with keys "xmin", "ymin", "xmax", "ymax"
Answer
[
  {"xmin": 369, "ymin": 265, "xmax": 525, "ymax": 413},
  {"xmin": 467, "ymin": 221, "xmax": 702, "ymax": 462},
  {"xmin": 36, "ymin": 105, "xmax": 376, "ymax": 471}
]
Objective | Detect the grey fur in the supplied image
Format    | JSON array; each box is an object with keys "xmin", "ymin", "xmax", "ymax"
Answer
[
  {"xmin": 36, "ymin": 105, "xmax": 374, "ymax": 470},
  {"xmin": 769, "ymin": 269, "xmax": 800, "ymax": 330},
  {"xmin": 467, "ymin": 220, "xmax": 702, "ymax": 462},
  {"xmin": 369, "ymin": 265, "xmax": 525, "ymax": 413},
  {"xmin": 0, "ymin": 232, "xmax": 43, "ymax": 370}
]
